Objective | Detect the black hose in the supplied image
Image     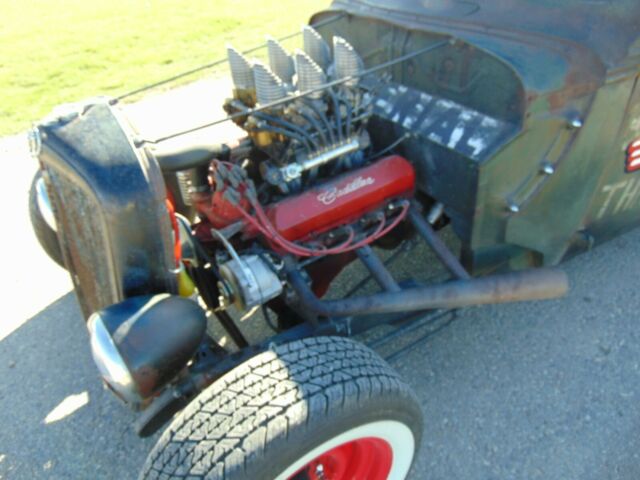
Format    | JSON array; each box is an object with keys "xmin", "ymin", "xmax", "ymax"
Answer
[
  {"xmin": 300, "ymin": 98, "xmax": 337, "ymax": 145},
  {"xmin": 332, "ymin": 89, "xmax": 354, "ymax": 138},
  {"xmin": 353, "ymin": 90, "xmax": 364, "ymax": 117},
  {"xmin": 289, "ymin": 105, "xmax": 329, "ymax": 146},
  {"xmin": 340, "ymin": 94, "xmax": 354, "ymax": 137},
  {"xmin": 227, "ymin": 101, "xmax": 318, "ymax": 151},
  {"xmin": 252, "ymin": 111, "xmax": 318, "ymax": 150},
  {"xmin": 253, "ymin": 124, "xmax": 315, "ymax": 152},
  {"xmin": 328, "ymin": 89, "xmax": 344, "ymax": 142}
]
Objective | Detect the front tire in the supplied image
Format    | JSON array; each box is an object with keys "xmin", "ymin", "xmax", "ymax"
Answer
[{"xmin": 141, "ymin": 336, "xmax": 423, "ymax": 480}]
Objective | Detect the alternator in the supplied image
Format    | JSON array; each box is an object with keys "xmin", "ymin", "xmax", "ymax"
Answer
[{"xmin": 219, "ymin": 255, "xmax": 283, "ymax": 311}]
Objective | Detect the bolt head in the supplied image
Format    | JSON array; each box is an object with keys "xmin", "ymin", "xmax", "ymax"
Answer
[
  {"xmin": 27, "ymin": 128, "xmax": 41, "ymax": 157},
  {"xmin": 541, "ymin": 163, "xmax": 555, "ymax": 175},
  {"xmin": 284, "ymin": 164, "xmax": 302, "ymax": 181},
  {"xmin": 569, "ymin": 118, "xmax": 583, "ymax": 129}
]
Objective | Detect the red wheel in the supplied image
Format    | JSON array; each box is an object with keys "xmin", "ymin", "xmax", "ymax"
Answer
[
  {"xmin": 282, "ymin": 420, "xmax": 416, "ymax": 480},
  {"xmin": 287, "ymin": 437, "xmax": 392, "ymax": 480},
  {"xmin": 142, "ymin": 338, "xmax": 422, "ymax": 480}
]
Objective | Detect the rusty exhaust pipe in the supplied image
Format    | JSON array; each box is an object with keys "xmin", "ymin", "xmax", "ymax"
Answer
[{"xmin": 285, "ymin": 258, "xmax": 569, "ymax": 317}]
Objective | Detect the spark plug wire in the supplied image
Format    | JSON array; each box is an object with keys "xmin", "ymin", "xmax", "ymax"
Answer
[{"xmin": 212, "ymin": 160, "xmax": 410, "ymax": 257}]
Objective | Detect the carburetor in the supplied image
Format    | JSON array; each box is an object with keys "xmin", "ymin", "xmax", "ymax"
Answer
[{"xmin": 223, "ymin": 26, "xmax": 374, "ymax": 194}]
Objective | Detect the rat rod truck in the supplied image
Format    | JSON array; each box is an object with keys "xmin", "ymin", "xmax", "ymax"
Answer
[{"xmin": 27, "ymin": 0, "xmax": 640, "ymax": 478}]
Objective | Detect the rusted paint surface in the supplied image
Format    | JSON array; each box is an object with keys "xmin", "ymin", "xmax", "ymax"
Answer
[
  {"xmin": 37, "ymin": 103, "xmax": 178, "ymax": 318},
  {"xmin": 325, "ymin": 0, "xmax": 640, "ymax": 69},
  {"xmin": 311, "ymin": 1, "xmax": 640, "ymax": 272}
]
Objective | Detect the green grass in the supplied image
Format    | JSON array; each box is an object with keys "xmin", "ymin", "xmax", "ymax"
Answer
[{"xmin": 0, "ymin": 0, "xmax": 327, "ymax": 135}]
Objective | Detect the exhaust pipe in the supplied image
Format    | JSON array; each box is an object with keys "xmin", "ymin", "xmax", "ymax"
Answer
[{"xmin": 285, "ymin": 258, "xmax": 569, "ymax": 317}]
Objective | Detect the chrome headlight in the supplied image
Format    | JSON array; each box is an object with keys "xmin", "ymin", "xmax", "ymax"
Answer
[
  {"xmin": 87, "ymin": 294, "xmax": 206, "ymax": 405},
  {"xmin": 88, "ymin": 311, "xmax": 138, "ymax": 403},
  {"xmin": 34, "ymin": 174, "xmax": 57, "ymax": 232}
]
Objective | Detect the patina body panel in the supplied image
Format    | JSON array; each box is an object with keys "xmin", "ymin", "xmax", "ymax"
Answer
[{"xmin": 310, "ymin": 0, "xmax": 640, "ymax": 272}]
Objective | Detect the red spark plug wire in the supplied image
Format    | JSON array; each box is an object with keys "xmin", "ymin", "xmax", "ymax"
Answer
[{"xmin": 211, "ymin": 160, "xmax": 410, "ymax": 257}]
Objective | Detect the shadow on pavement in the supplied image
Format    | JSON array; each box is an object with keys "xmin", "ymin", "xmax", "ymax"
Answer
[
  {"xmin": 0, "ymin": 293, "xmax": 157, "ymax": 480},
  {"xmin": 400, "ymin": 228, "xmax": 640, "ymax": 480},
  {"xmin": 1, "ymin": 229, "xmax": 640, "ymax": 479}
]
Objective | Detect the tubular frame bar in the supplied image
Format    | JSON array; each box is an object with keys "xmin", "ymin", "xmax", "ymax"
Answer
[
  {"xmin": 286, "ymin": 256, "xmax": 568, "ymax": 317},
  {"xmin": 356, "ymin": 245, "xmax": 401, "ymax": 292},
  {"xmin": 407, "ymin": 205, "xmax": 471, "ymax": 280}
]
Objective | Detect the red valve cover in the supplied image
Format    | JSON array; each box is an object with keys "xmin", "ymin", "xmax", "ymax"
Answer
[{"xmin": 266, "ymin": 155, "xmax": 415, "ymax": 241}]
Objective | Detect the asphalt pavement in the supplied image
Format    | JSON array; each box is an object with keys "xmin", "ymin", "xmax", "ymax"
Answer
[{"xmin": 1, "ymin": 79, "xmax": 640, "ymax": 480}]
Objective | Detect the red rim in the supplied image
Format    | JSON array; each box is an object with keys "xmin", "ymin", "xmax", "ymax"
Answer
[{"xmin": 288, "ymin": 437, "xmax": 393, "ymax": 480}]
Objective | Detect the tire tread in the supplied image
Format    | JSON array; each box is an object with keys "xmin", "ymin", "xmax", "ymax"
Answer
[{"xmin": 140, "ymin": 336, "xmax": 418, "ymax": 479}]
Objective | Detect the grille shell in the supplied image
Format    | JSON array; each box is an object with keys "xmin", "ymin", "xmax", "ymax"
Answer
[{"xmin": 37, "ymin": 102, "xmax": 177, "ymax": 318}]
